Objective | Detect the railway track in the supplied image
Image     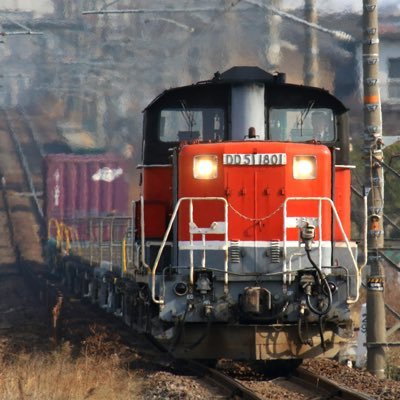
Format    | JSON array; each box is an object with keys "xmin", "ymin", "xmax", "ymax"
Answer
[
  {"xmin": 265, "ymin": 366, "xmax": 372, "ymax": 399},
  {"xmin": 1, "ymin": 107, "xmax": 44, "ymax": 221},
  {"xmin": 0, "ymin": 167, "xmax": 48, "ymax": 351},
  {"xmin": 296, "ymin": 366, "xmax": 372, "ymax": 399},
  {"xmin": 0, "ymin": 106, "xmax": 389, "ymax": 399},
  {"xmin": 0, "ymin": 107, "xmax": 44, "ymax": 260},
  {"xmin": 212, "ymin": 360, "xmax": 374, "ymax": 400}
]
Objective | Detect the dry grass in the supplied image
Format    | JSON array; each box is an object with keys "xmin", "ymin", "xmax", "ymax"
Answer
[{"xmin": 0, "ymin": 338, "xmax": 143, "ymax": 399}]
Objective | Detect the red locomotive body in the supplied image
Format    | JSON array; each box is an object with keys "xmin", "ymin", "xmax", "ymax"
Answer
[
  {"xmin": 136, "ymin": 67, "xmax": 359, "ymax": 360},
  {"xmin": 141, "ymin": 143, "xmax": 352, "ymax": 245},
  {"xmin": 177, "ymin": 142, "xmax": 336, "ymax": 243}
]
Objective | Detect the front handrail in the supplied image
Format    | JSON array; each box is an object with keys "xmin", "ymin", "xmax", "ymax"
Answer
[
  {"xmin": 151, "ymin": 197, "xmax": 229, "ymax": 305},
  {"xmin": 47, "ymin": 218, "xmax": 61, "ymax": 248},
  {"xmin": 283, "ymin": 197, "xmax": 360, "ymax": 304}
]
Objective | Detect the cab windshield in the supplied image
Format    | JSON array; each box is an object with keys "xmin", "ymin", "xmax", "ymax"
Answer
[
  {"xmin": 269, "ymin": 108, "xmax": 334, "ymax": 142},
  {"xmin": 159, "ymin": 107, "xmax": 225, "ymax": 142}
]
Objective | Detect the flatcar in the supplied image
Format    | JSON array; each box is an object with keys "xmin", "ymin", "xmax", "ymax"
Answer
[{"xmin": 51, "ymin": 66, "xmax": 360, "ymax": 362}]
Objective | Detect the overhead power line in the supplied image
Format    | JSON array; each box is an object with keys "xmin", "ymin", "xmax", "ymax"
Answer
[
  {"xmin": 0, "ymin": 15, "xmax": 43, "ymax": 36},
  {"xmin": 244, "ymin": 0, "xmax": 355, "ymax": 42},
  {"xmin": 1, "ymin": 30, "xmax": 43, "ymax": 35},
  {"xmin": 82, "ymin": 7, "xmax": 240, "ymax": 15},
  {"xmin": 82, "ymin": 1, "xmax": 355, "ymax": 43}
]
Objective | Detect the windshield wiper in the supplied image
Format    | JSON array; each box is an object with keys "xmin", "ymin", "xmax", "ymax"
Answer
[
  {"xmin": 298, "ymin": 100, "xmax": 315, "ymax": 136},
  {"xmin": 180, "ymin": 100, "xmax": 195, "ymax": 134}
]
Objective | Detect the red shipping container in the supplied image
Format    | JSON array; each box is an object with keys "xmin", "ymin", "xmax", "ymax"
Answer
[{"xmin": 44, "ymin": 153, "xmax": 131, "ymax": 224}]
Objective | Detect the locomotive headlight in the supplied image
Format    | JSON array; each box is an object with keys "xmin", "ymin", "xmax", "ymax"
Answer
[
  {"xmin": 193, "ymin": 155, "xmax": 218, "ymax": 179},
  {"xmin": 293, "ymin": 156, "xmax": 317, "ymax": 179}
]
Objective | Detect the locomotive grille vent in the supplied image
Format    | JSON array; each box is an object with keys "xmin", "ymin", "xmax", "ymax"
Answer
[
  {"xmin": 229, "ymin": 240, "xmax": 241, "ymax": 263},
  {"xmin": 270, "ymin": 241, "xmax": 281, "ymax": 263}
]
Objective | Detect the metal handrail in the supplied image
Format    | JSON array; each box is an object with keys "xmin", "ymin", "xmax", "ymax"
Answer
[
  {"xmin": 151, "ymin": 197, "xmax": 229, "ymax": 304},
  {"xmin": 140, "ymin": 195, "xmax": 151, "ymax": 273},
  {"xmin": 47, "ymin": 218, "xmax": 61, "ymax": 247},
  {"xmin": 283, "ymin": 197, "xmax": 360, "ymax": 304},
  {"xmin": 66, "ymin": 216, "xmax": 132, "ymax": 272}
]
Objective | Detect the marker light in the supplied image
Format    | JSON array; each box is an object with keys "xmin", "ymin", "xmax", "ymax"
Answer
[
  {"xmin": 193, "ymin": 155, "xmax": 218, "ymax": 179},
  {"xmin": 293, "ymin": 156, "xmax": 317, "ymax": 179},
  {"xmin": 174, "ymin": 282, "xmax": 188, "ymax": 296}
]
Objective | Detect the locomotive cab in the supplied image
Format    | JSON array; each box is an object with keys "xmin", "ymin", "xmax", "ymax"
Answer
[{"xmin": 137, "ymin": 67, "xmax": 359, "ymax": 361}]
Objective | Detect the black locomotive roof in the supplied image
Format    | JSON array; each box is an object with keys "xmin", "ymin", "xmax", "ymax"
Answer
[
  {"xmin": 212, "ymin": 66, "xmax": 277, "ymax": 83},
  {"xmin": 144, "ymin": 66, "xmax": 347, "ymax": 114}
]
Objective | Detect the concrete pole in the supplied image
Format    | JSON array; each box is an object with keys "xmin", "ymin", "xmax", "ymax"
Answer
[
  {"xmin": 363, "ymin": 0, "xmax": 386, "ymax": 379},
  {"xmin": 304, "ymin": 0, "xmax": 319, "ymax": 86}
]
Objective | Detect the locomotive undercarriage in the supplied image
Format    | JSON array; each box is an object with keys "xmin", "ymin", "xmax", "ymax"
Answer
[
  {"xmin": 57, "ymin": 266, "xmax": 353, "ymax": 360},
  {"xmin": 158, "ymin": 322, "xmax": 351, "ymax": 360},
  {"xmin": 55, "ymin": 239, "xmax": 356, "ymax": 361},
  {"xmin": 158, "ymin": 244, "xmax": 357, "ymax": 323},
  {"xmin": 150, "ymin": 243, "xmax": 356, "ymax": 358}
]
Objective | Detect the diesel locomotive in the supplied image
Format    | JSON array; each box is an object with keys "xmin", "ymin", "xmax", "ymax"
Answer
[{"xmin": 51, "ymin": 66, "xmax": 360, "ymax": 361}]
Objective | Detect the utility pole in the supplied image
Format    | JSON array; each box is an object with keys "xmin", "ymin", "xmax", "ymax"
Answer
[
  {"xmin": 363, "ymin": 0, "xmax": 386, "ymax": 379},
  {"xmin": 304, "ymin": 0, "xmax": 318, "ymax": 86}
]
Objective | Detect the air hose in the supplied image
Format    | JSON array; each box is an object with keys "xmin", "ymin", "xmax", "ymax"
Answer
[
  {"xmin": 169, "ymin": 302, "xmax": 213, "ymax": 352},
  {"xmin": 305, "ymin": 248, "xmax": 333, "ymax": 316},
  {"xmin": 297, "ymin": 316, "xmax": 313, "ymax": 346}
]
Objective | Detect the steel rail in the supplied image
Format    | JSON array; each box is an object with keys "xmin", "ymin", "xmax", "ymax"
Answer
[
  {"xmin": 0, "ymin": 167, "xmax": 17, "ymax": 256},
  {"xmin": 142, "ymin": 333, "xmax": 372, "ymax": 400},
  {"xmin": 176, "ymin": 359, "xmax": 264, "ymax": 400},
  {"xmin": 141, "ymin": 333, "xmax": 262, "ymax": 399},
  {"xmin": 178, "ymin": 361, "xmax": 373, "ymax": 400},
  {"xmin": 294, "ymin": 366, "xmax": 372, "ymax": 399},
  {"xmin": 1, "ymin": 108, "xmax": 44, "ymax": 220},
  {"xmin": 16, "ymin": 106, "xmax": 46, "ymax": 158}
]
